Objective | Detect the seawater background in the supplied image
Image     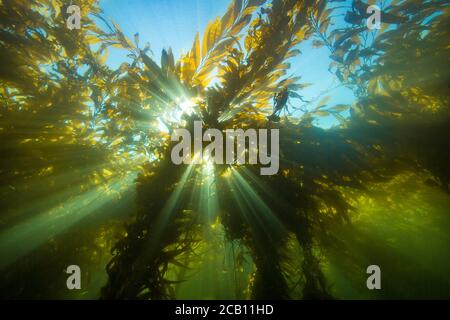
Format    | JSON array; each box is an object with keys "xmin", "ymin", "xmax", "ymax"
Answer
[{"xmin": 323, "ymin": 172, "xmax": 450, "ymax": 299}]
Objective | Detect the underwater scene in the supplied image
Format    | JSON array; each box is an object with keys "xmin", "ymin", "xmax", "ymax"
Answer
[{"xmin": 0, "ymin": 0, "xmax": 449, "ymax": 300}]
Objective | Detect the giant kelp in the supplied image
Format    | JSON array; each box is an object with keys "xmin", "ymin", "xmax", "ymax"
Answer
[{"xmin": 0, "ymin": 0, "xmax": 449, "ymax": 299}]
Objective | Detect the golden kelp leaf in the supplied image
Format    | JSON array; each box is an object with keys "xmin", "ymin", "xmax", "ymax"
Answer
[
  {"xmin": 207, "ymin": 17, "xmax": 223, "ymax": 56},
  {"xmin": 244, "ymin": 33, "xmax": 253, "ymax": 52},
  {"xmin": 317, "ymin": 95, "xmax": 331, "ymax": 108},
  {"xmin": 276, "ymin": 63, "xmax": 291, "ymax": 71},
  {"xmin": 312, "ymin": 110, "xmax": 330, "ymax": 117},
  {"xmin": 330, "ymin": 104, "xmax": 350, "ymax": 112},
  {"xmin": 202, "ymin": 21, "xmax": 214, "ymax": 58},
  {"xmin": 192, "ymin": 33, "xmax": 201, "ymax": 71},
  {"xmin": 195, "ymin": 64, "xmax": 216, "ymax": 87},
  {"xmin": 211, "ymin": 37, "xmax": 235, "ymax": 56},
  {"xmin": 99, "ymin": 47, "xmax": 109, "ymax": 65},
  {"xmin": 196, "ymin": 39, "xmax": 235, "ymax": 87},
  {"xmin": 368, "ymin": 78, "xmax": 379, "ymax": 94},
  {"xmin": 110, "ymin": 137, "xmax": 123, "ymax": 147},
  {"xmin": 180, "ymin": 52, "xmax": 196, "ymax": 84},
  {"xmin": 230, "ymin": 15, "xmax": 252, "ymax": 35},
  {"xmin": 222, "ymin": 0, "xmax": 243, "ymax": 31},
  {"xmin": 86, "ymin": 34, "xmax": 102, "ymax": 44},
  {"xmin": 113, "ymin": 21, "xmax": 133, "ymax": 48},
  {"xmin": 103, "ymin": 169, "xmax": 113, "ymax": 177},
  {"xmin": 187, "ymin": 0, "xmax": 269, "ymax": 88},
  {"xmin": 51, "ymin": 0, "xmax": 62, "ymax": 18},
  {"xmin": 202, "ymin": 17, "xmax": 223, "ymax": 58}
]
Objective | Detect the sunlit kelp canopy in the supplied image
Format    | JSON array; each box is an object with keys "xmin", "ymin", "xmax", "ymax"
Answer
[{"xmin": 0, "ymin": 0, "xmax": 449, "ymax": 299}]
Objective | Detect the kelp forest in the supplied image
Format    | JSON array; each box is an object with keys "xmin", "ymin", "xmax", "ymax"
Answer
[{"xmin": 0, "ymin": 0, "xmax": 449, "ymax": 300}]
